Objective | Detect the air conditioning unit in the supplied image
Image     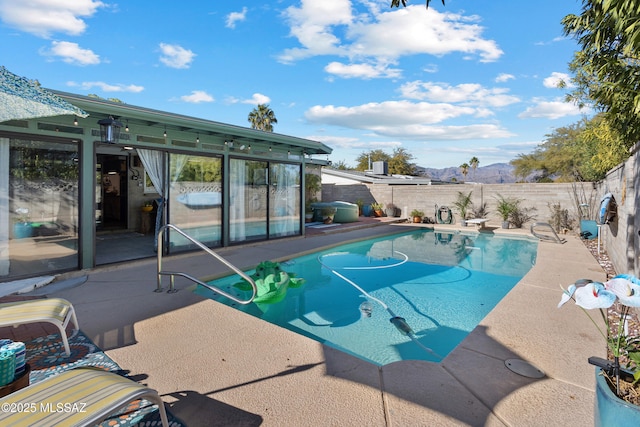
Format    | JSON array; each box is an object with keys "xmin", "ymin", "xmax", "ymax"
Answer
[{"xmin": 372, "ymin": 161, "xmax": 388, "ymax": 175}]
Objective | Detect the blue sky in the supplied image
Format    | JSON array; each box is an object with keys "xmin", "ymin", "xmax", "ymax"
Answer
[{"xmin": 0, "ymin": 0, "xmax": 587, "ymax": 169}]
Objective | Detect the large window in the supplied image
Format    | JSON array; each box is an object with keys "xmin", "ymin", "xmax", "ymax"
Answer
[
  {"xmin": 0, "ymin": 137, "xmax": 79, "ymax": 279},
  {"xmin": 168, "ymin": 153, "xmax": 223, "ymax": 250}
]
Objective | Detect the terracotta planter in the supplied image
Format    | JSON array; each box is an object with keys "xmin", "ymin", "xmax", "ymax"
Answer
[
  {"xmin": 373, "ymin": 209, "xmax": 383, "ymax": 217},
  {"xmin": 595, "ymin": 369, "xmax": 640, "ymax": 427},
  {"xmin": 412, "ymin": 216, "xmax": 422, "ymax": 223}
]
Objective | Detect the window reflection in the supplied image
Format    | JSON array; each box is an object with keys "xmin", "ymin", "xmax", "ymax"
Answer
[
  {"xmin": 169, "ymin": 154, "xmax": 223, "ymax": 250},
  {"xmin": 1, "ymin": 138, "xmax": 79, "ymax": 279}
]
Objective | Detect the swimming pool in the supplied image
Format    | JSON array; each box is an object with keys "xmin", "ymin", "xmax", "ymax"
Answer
[{"xmin": 196, "ymin": 229, "xmax": 538, "ymax": 365}]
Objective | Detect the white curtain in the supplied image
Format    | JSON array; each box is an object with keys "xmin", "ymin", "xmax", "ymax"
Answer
[
  {"xmin": 137, "ymin": 148, "xmax": 166, "ymax": 248},
  {"xmin": 229, "ymin": 159, "xmax": 246, "ymax": 241},
  {"xmin": 0, "ymin": 138, "xmax": 9, "ymax": 275},
  {"xmin": 170, "ymin": 153, "xmax": 188, "ymax": 186},
  {"xmin": 137, "ymin": 149, "xmax": 164, "ymax": 194},
  {"xmin": 271, "ymin": 163, "xmax": 297, "ymax": 236}
]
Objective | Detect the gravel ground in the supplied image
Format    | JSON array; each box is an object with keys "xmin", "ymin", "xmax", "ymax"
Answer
[
  {"xmin": 581, "ymin": 238, "xmax": 639, "ymax": 343},
  {"xmin": 582, "ymin": 238, "xmax": 640, "ymax": 404}
]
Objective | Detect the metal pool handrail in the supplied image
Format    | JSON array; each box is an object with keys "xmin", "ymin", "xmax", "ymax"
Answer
[
  {"xmin": 156, "ymin": 224, "xmax": 257, "ymax": 304},
  {"xmin": 530, "ymin": 222, "xmax": 566, "ymax": 244}
]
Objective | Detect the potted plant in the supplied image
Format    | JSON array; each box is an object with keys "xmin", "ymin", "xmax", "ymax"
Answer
[
  {"xmin": 371, "ymin": 202, "xmax": 384, "ymax": 217},
  {"xmin": 13, "ymin": 207, "xmax": 31, "ymax": 239},
  {"xmin": 304, "ymin": 173, "xmax": 321, "ymax": 221},
  {"xmin": 385, "ymin": 203, "xmax": 398, "ymax": 217},
  {"xmin": 410, "ymin": 209, "xmax": 424, "ymax": 223},
  {"xmin": 452, "ymin": 191, "xmax": 473, "ymax": 226},
  {"xmin": 321, "ymin": 207, "xmax": 337, "ymax": 224},
  {"xmin": 355, "ymin": 199, "xmax": 364, "ymax": 216},
  {"xmin": 558, "ymin": 276, "xmax": 640, "ymax": 425},
  {"xmin": 494, "ymin": 194, "xmax": 516, "ymax": 229},
  {"xmin": 361, "ymin": 202, "xmax": 373, "ymax": 217}
]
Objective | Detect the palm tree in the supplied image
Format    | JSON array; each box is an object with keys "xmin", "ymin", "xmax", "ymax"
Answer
[
  {"xmin": 248, "ymin": 104, "xmax": 278, "ymax": 132},
  {"xmin": 459, "ymin": 163, "xmax": 469, "ymax": 180},
  {"xmin": 469, "ymin": 157, "xmax": 479, "ymax": 180}
]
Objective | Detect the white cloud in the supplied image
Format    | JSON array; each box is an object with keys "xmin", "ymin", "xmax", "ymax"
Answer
[
  {"xmin": 225, "ymin": 93, "xmax": 271, "ymax": 105},
  {"xmin": 495, "ymin": 73, "xmax": 515, "ymax": 83},
  {"xmin": 497, "ymin": 141, "xmax": 541, "ymax": 151},
  {"xmin": 279, "ymin": 3, "xmax": 502, "ymax": 78},
  {"xmin": 41, "ymin": 41, "xmax": 100, "ymax": 66},
  {"xmin": 422, "ymin": 64, "xmax": 439, "ymax": 73},
  {"xmin": 180, "ymin": 90, "xmax": 214, "ymax": 103},
  {"xmin": 279, "ymin": 0, "xmax": 353, "ymax": 63},
  {"xmin": 159, "ymin": 43, "xmax": 195, "ymax": 69},
  {"xmin": 399, "ymin": 81, "xmax": 520, "ymax": 108},
  {"xmin": 376, "ymin": 123, "xmax": 514, "ymax": 140},
  {"xmin": 307, "ymin": 135, "xmax": 366, "ymax": 148},
  {"xmin": 347, "ymin": 7, "xmax": 502, "ymax": 62},
  {"xmin": 306, "ymin": 101, "xmax": 476, "ymax": 128},
  {"xmin": 543, "ymin": 71, "xmax": 574, "ymax": 89},
  {"xmin": 324, "ymin": 61, "xmax": 401, "ymax": 79},
  {"xmin": 226, "ymin": 7, "xmax": 247, "ymax": 29},
  {"xmin": 67, "ymin": 81, "xmax": 144, "ymax": 93},
  {"xmin": 305, "ymin": 97, "xmax": 516, "ymax": 141},
  {"xmin": 518, "ymin": 98, "xmax": 583, "ymax": 119},
  {"xmin": 0, "ymin": 0, "xmax": 105, "ymax": 38}
]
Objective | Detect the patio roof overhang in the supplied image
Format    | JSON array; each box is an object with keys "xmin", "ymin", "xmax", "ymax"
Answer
[{"xmin": 53, "ymin": 90, "xmax": 333, "ymax": 157}]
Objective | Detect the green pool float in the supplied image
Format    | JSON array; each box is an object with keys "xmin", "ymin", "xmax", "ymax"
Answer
[{"xmin": 233, "ymin": 261, "xmax": 305, "ymax": 304}]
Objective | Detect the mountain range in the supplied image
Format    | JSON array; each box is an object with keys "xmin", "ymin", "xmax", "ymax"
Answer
[{"xmin": 417, "ymin": 163, "xmax": 518, "ymax": 184}]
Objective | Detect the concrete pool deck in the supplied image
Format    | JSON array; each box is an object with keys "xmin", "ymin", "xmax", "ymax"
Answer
[{"xmin": 12, "ymin": 222, "xmax": 606, "ymax": 426}]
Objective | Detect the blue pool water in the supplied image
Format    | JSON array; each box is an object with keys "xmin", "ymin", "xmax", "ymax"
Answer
[{"xmin": 196, "ymin": 229, "xmax": 538, "ymax": 365}]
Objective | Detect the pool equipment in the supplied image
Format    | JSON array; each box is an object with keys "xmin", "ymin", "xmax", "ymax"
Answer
[
  {"xmin": 176, "ymin": 191, "xmax": 222, "ymax": 209},
  {"xmin": 390, "ymin": 316, "xmax": 413, "ymax": 335},
  {"xmin": 310, "ymin": 201, "xmax": 359, "ymax": 223},
  {"xmin": 435, "ymin": 204, "xmax": 453, "ymax": 224},
  {"xmin": 598, "ymin": 193, "xmax": 616, "ymax": 225},
  {"xmin": 359, "ymin": 300, "xmax": 373, "ymax": 317},
  {"xmin": 318, "ymin": 252, "xmax": 442, "ymax": 360}
]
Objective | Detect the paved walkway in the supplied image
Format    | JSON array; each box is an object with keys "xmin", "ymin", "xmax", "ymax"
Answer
[{"xmin": 1, "ymin": 221, "xmax": 605, "ymax": 426}]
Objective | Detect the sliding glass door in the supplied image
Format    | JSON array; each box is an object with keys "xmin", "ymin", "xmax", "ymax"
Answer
[
  {"xmin": 1, "ymin": 137, "xmax": 79, "ymax": 279},
  {"xmin": 229, "ymin": 158, "xmax": 268, "ymax": 243},
  {"xmin": 168, "ymin": 153, "xmax": 223, "ymax": 250}
]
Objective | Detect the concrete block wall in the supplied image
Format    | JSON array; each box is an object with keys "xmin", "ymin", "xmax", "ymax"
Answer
[
  {"xmin": 323, "ymin": 181, "xmax": 597, "ymax": 229},
  {"xmin": 597, "ymin": 150, "xmax": 640, "ymax": 276}
]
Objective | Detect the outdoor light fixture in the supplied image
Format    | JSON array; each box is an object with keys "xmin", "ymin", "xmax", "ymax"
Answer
[
  {"xmin": 125, "ymin": 120, "xmax": 129, "ymax": 132},
  {"xmin": 98, "ymin": 116, "xmax": 123, "ymax": 144},
  {"xmin": 196, "ymin": 133, "xmax": 200, "ymax": 143}
]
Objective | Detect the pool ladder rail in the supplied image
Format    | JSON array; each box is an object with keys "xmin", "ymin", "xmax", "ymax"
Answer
[
  {"xmin": 530, "ymin": 222, "xmax": 566, "ymax": 244},
  {"xmin": 155, "ymin": 224, "xmax": 257, "ymax": 304}
]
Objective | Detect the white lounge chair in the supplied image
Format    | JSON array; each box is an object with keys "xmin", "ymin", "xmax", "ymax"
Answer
[
  {"xmin": 0, "ymin": 367, "xmax": 169, "ymax": 426},
  {"xmin": 0, "ymin": 298, "xmax": 78, "ymax": 356}
]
